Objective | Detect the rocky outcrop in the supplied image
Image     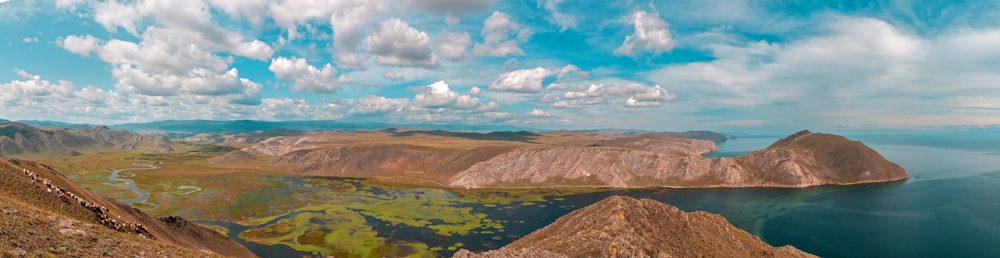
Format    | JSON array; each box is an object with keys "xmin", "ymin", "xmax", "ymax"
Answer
[
  {"xmin": 0, "ymin": 159, "xmax": 255, "ymax": 257},
  {"xmin": 448, "ymin": 130, "xmax": 908, "ymax": 188},
  {"xmin": 456, "ymin": 196, "xmax": 815, "ymax": 258}
]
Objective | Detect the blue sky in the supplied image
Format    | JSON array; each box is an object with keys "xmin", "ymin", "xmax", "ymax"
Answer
[{"xmin": 1, "ymin": 0, "xmax": 1000, "ymax": 132}]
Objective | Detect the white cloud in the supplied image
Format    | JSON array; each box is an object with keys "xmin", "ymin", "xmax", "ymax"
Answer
[
  {"xmin": 60, "ymin": 33, "xmax": 261, "ymax": 99},
  {"xmin": 21, "ymin": 37, "xmax": 38, "ymax": 43},
  {"xmin": 538, "ymin": 0, "xmax": 575, "ymax": 31},
  {"xmin": 61, "ymin": 35, "xmax": 100, "ymax": 56},
  {"xmin": 112, "ymin": 65, "xmax": 245, "ymax": 96},
  {"xmin": 488, "ymin": 65, "xmax": 577, "ymax": 93},
  {"xmin": 366, "ymin": 18, "xmax": 440, "ymax": 68},
  {"xmin": 89, "ymin": 0, "xmax": 274, "ymax": 60},
  {"xmin": 473, "ymin": 11, "xmax": 533, "ymax": 57},
  {"xmin": 383, "ymin": 71, "xmax": 404, "ymax": 81},
  {"xmin": 528, "ymin": 108, "xmax": 551, "ymax": 117},
  {"xmin": 0, "ymin": 69, "xmax": 267, "ymax": 123},
  {"xmin": 436, "ymin": 30, "xmax": 472, "ymax": 60},
  {"xmin": 348, "ymin": 95, "xmax": 409, "ymax": 114},
  {"xmin": 413, "ymin": 80, "xmax": 482, "ymax": 109},
  {"xmin": 329, "ymin": 1, "xmax": 390, "ymax": 67},
  {"xmin": 615, "ymin": 10, "xmax": 675, "ymax": 57},
  {"xmin": 554, "ymin": 82, "xmax": 675, "ymax": 108},
  {"xmin": 269, "ymin": 56, "xmax": 349, "ymax": 94},
  {"xmin": 468, "ymin": 86, "xmax": 481, "ymax": 95},
  {"xmin": 647, "ymin": 16, "xmax": 1000, "ymax": 128}
]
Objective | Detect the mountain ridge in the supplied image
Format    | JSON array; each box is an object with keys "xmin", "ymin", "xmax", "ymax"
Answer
[{"xmin": 0, "ymin": 122, "xmax": 172, "ymax": 157}]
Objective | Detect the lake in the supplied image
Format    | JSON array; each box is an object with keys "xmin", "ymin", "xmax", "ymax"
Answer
[{"xmin": 202, "ymin": 132, "xmax": 1000, "ymax": 257}]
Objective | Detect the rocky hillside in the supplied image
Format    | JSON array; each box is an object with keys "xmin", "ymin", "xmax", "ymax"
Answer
[
  {"xmin": 210, "ymin": 129, "xmax": 904, "ymax": 189},
  {"xmin": 455, "ymin": 196, "xmax": 815, "ymax": 258},
  {"xmin": 448, "ymin": 130, "xmax": 908, "ymax": 188},
  {"xmin": 0, "ymin": 122, "xmax": 172, "ymax": 156},
  {"xmin": 0, "ymin": 159, "xmax": 255, "ymax": 257}
]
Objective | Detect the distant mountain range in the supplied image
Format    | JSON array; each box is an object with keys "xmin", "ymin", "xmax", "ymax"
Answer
[
  {"xmin": 0, "ymin": 122, "xmax": 172, "ymax": 157},
  {"xmin": 13, "ymin": 119, "xmax": 538, "ymax": 138}
]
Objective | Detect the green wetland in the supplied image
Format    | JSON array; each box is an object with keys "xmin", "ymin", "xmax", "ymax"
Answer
[{"xmin": 89, "ymin": 133, "xmax": 1000, "ymax": 257}]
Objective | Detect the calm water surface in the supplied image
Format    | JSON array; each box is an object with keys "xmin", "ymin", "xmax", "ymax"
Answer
[{"xmin": 209, "ymin": 133, "xmax": 1000, "ymax": 257}]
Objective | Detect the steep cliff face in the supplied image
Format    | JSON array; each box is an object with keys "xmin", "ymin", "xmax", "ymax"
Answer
[
  {"xmin": 0, "ymin": 158, "xmax": 255, "ymax": 257},
  {"xmin": 455, "ymin": 196, "xmax": 815, "ymax": 258},
  {"xmin": 448, "ymin": 130, "xmax": 908, "ymax": 188}
]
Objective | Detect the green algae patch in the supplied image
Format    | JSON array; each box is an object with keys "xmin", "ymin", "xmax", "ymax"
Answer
[
  {"xmin": 232, "ymin": 177, "xmax": 586, "ymax": 256},
  {"xmin": 240, "ymin": 208, "xmax": 435, "ymax": 257}
]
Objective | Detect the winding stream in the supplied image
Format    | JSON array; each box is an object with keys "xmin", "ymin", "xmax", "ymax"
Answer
[{"xmin": 107, "ymin": 160, "xmax": 158, "ymax": 209}]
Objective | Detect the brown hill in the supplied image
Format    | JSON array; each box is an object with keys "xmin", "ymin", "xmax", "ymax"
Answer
[
  {"xmin": 0, "ymin": 122, "xmax": 172, "ymax": 156},
  {"xmin": 448, "ymin": 130, "xmax": 908, "ymax": 188},
  {"xmin": 735, "ymin": 130, "xmax": 909, "ymax": 185},
  {"xmin": 0, "ymin": 158, "xmax": 255, "ymax": 257},
  {"xmin": 209, "ymin": 129, "xmax": 904, "ymax": 189},
  {"xmin": 455, "ymin": 196, "xmax": 815, "ymax": 258}
]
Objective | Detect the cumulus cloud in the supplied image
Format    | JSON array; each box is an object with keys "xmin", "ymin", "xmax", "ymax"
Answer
[
  {"xmin": 21, "ymin": 37, "xmax": 38, "ymax": 43},
  {"xmin": 435, "ymin": 30, "xmax": 472, "ymax": 61},
  {"xmin": 528, "ymin": 108, "xmax": 551, "ymax": 117},
  {"xmin": 60, "ymin": 33, "xmax": 261, "ymax": 99},
  {"xmin": 468, "ymin": 86, "xmax": 481, "ymax": 95},
  {"xmin": 348, "ymin": 95, "xmax": 409, "ymax": 114},
  {"xmin": 615, "ymin": 10, "xmax": 675, "ymax": 57},
  {"xmin": 366, "ymin": 18, "xmax": 440, "ymax": 68},
  {"xmin": 269, "ymin": 56, "xmax": 349, "ymax": 94},
  {"xmin": 538, "ymin": 0, "xmax": 576, "ymax": 31},
  {"xmin": 89, "ymin": 0, "xmax": 274, "ymax": 60},
  {"xmin": 0, "ymin": 69, "xmax": 266, "ymax": 123},
  {"xmin": 473, "ymin": 11, "xmax": 533, "ymax": 57},
  {"xmin": 488, "ymin": 65, "xmax": 578, "ymax": 93},
  {"xmin": 330, "ymin": 2, "xmax": 390, "ymax": 67},
  {"xmin": 61, "ymin": 35, "xmax": 99, "ymax": 55},
  {"xmin": 414, "ymin": 80, "xmax": 482, "ymax": 109},
  {"xmin": 554, "ymin": 83, "xmax": 674, "ymax": 108}
]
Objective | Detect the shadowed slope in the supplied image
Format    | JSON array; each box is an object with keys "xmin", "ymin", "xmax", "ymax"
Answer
[
  {"xmin": 0, "ymin": 159, "xmax": 255, "ymax": 257},
  {"xmin": 455, "ymin": 196, "xmax": 815, "ymax": 258}
]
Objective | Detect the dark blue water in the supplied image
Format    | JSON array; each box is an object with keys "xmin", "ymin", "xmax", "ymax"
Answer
[{"xmin": 202, "ymin": 133, "xmax": 1000, "ymax": 257}]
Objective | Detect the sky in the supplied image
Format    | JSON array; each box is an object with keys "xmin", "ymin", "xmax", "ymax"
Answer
[{"xmin": 1, "ymin": 0, "xmax": 1000, "ymax": 132}]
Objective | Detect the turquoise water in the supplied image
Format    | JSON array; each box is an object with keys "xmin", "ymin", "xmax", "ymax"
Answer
[{"xmin": 206, "ymin": 133, "xmax": 1000, "ymax": 257}]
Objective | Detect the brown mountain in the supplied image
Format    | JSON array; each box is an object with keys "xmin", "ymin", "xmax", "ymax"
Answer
[
  {"xmin": 210, "ymin": 129, "xmax": 905, "ymax": 189},
  {"xmin": 448, "ymin": 130, "xmax": 909, "ymax": 188},
  {"xmin": 0, "ymin": 158, "xmax": 255, "ymax": 257},
  {"xmin": 454, "ymin": 196, "xmax": 815, "ymax": 258},
  {"xmin": 0, "ymin": 122, "xmax": 172, "ymax": 156}
]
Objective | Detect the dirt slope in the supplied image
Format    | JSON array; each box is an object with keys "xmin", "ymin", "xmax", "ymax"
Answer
[{"xmin": 0, "ymin": 159, "xmax": 255, "ymax": 257}]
